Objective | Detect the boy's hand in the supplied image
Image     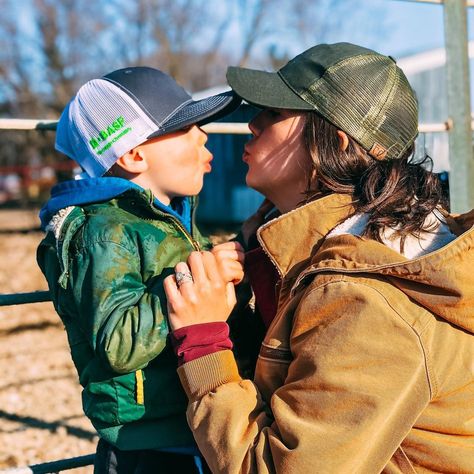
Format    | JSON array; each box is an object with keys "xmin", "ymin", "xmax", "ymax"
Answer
[
  {"xmin": 164, "ymin": 252, "xmax": 236, "ymax": 330},
  {"xmin": 211, "ymin": 241, "xmax": 245, "ymax": 285}
]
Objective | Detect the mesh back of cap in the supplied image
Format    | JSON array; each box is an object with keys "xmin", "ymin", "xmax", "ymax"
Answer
[
  {"xmin": 56, "ymin": 79, "xmax": 157, "ymax": 177},
  {"xmin": 298, "ymin": 54, "xmax": 418, "ymax": 159}
]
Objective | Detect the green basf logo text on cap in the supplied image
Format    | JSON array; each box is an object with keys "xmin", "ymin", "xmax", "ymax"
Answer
[{"xmin": 89, "ymin": 116, "xmax": 132, "ymax": 155}]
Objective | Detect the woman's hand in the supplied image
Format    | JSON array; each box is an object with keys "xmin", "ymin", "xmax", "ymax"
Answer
[
  {"xmin": 164, "ymin": 251, "xmax": 237, "ymax": 331},
  {"xmin": 241, "ymin": 198, "xmax": 275, "ymax": 246},
  {"xmin": 211, "ymin": 241, "xmax": 245, "ymax": 284}
]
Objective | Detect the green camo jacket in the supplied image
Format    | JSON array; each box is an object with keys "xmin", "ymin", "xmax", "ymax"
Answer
[{"xmin": 36, "ymin": 187, "xmax": 211, "ymax": 450}]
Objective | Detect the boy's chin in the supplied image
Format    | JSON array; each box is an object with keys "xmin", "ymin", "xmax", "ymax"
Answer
[
  {"xmin": 169, "ymin": 178, "xmax": 205, "ymax": 199},
  {"xmin": 173, "ymin": 189, "xmax": 201, "ymax": 199}
]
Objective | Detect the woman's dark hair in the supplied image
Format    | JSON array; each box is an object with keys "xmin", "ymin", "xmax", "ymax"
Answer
[{"xmin": 303, "ymin": 112, "xmax": 447, "ymax": 250}]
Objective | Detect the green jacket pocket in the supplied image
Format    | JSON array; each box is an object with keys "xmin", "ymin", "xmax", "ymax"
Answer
[{"xmin": 83, "ymin": 371, "xmax": 145, "ymax": 425}]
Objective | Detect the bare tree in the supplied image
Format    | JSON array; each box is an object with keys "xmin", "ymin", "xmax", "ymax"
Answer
[
  {"xmin": 0, "ymin": 0, "xmax": 386, "ymax": 174},
  {"xmin": 231, "ymin": 0, "xmax": 363, "ymax": 67},
  {"xmin": 0, "ymin": 0, "xmax": 112, "ymax": 177}
]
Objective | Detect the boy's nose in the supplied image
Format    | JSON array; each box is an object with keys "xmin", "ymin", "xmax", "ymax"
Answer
[{"xmin": 195, "ymin": 125, "xmax": 208, "ymax": 145}]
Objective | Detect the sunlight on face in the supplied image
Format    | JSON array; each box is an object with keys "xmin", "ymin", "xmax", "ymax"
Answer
[{"xmin": 243, "ymin": 109, "xmax": 311, "ymax": 210}]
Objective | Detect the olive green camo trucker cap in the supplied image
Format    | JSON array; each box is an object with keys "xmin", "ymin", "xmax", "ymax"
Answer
[{"xmin": 227, "ymin": 42, "xmax": 418, "ymax": 160}]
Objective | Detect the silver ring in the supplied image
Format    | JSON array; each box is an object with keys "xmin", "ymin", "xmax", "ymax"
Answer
[{"xmin": 175, "ymin": 271, "xmax": 193, "ymax": 287}]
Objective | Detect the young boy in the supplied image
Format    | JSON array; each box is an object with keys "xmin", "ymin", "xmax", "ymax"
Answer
[{"xmin": 36, "ymin": 66, "xmax": 241, "ymax": 473}]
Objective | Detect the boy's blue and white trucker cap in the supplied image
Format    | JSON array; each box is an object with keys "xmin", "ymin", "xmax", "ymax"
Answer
[{"xmin": 55, "ymin": 67, "xmax": 241, "ymax": 178}]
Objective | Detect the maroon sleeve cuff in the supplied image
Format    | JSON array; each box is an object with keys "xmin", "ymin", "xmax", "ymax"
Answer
[
  {"xmin": 245, "ymin": 247, "xmax": 279, "ymax": 329},
  {"xmin": 170, "ymin": 322, "xmax": 233, "ymax": 366}
]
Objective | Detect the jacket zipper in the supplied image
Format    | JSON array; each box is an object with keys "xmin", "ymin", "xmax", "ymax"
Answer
[
  {"xmin": 141, "ymin": 193, "xmax": 201, "ymax": 251},
  {"xmin": 169, "ymin": 196, "xmax": 201, "ymax": 251},
  {"xmin": 171, "ymin": 215, "xmax": 201, "ymax": 251}
]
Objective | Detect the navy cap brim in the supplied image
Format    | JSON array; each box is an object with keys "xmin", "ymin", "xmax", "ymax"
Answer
[
  {"xmin": 147, "ymin": 91, "xmax": 241, "ymax": 138},
  {"xmin": 226, "ymin": 66, "xmax": 313, "ymax": 111}
]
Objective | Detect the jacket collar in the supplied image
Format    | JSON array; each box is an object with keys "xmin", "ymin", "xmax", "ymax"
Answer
[
  {"xmin": 40, "ymin": 177, "xmax": 194, "ymax": 233},
  {"xmin": 257, "ymin": 194, "xmax": 354, "ymax": 277}
]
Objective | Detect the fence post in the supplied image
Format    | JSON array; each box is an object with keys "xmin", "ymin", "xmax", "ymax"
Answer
[{"xmin": 444, "ymin": 0, "xmax": 474, "ymax": 212}]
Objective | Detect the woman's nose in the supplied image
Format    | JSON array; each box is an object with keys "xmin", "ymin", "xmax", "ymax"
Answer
[
  {"xmin": 248, "ymin": 120, "xmax": 258, "ymax": 137},
  {"xmin": 248, "ymin": 110, "xmax": 265, "ymax": 136}
]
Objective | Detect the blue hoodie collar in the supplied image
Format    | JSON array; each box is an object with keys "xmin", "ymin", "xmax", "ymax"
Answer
[{"xmin": 39, "ymin": 177, "xmax": 192, "ymax": 233}]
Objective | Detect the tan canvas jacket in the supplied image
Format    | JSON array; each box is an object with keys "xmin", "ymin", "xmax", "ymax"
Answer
[{"xmin": 178, "ymin": 194, "xmax": 474, "ymax": 473}]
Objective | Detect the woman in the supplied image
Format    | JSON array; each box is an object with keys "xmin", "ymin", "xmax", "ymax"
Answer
[{"xmin": 164, "ymin": 43, "xmax": 474, "ymax": 473}]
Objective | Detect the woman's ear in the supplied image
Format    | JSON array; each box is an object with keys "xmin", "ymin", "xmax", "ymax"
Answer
[
  {"xmin": 336, "ymin": 130, "xmax": 349, "ymax": 152},
  {"xmin": 115, "ymin": 146, "xmax": 148, "ymax": 174}
]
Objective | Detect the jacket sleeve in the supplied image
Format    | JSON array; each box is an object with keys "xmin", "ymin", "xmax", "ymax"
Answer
[
  {"xmin": 67, "ymin": 239, "xmax": 170, "ymax": 374},
  {"xmin": 177, "ymin": 279, "xmax": 432, "ymax": 473}
]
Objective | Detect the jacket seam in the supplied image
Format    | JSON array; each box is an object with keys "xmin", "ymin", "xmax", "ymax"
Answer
[
  {"xmin": 258, "ymin": 356, "xmax": 291, "ymax": 365},
  {"xmin": 415, "ymin": 315, "xmax": 439, "ymax": 398},
  {"xmin": 73, "ymin": 239, "xmax": 136, "ymax": 255},
  {"xmin": 111, "ymin": 378, "xmax": 120, "ymax": 425},
  {"xmin": 301, "ymin": 275, "xmax": 435, "ymax": 399}
]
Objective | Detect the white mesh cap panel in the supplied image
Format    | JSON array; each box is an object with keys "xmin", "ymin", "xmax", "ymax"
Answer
[{"xmin": 55, "ymin": 79, "xmax": 158, "ymax": 177}]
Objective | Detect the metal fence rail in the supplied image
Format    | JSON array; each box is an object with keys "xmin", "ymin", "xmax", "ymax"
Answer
[
  {"xmin": 0, "ymin": 454, "xmax": 95, "ymax": 473},
  {"xmin": 0, "ymin": 117, "xmax": 459, "ymax": 134},
  {"xmin": 0, "ymin": 291, "xmax": 51, "ymax": 306},
  {"xmin": 0, "ymin": 118, "xmax": 252, "ymax": 134}
]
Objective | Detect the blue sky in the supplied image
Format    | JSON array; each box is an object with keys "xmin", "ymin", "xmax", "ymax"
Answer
[
  {"xmin": 383, "ymin": 1, "xmax": 452, "ymax": 57},
  {"xmin": 274, "ymin": 0, "xmax": 474, "ymax": 61}
]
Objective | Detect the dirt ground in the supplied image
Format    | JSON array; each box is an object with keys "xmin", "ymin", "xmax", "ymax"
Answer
[{"xmin": 0, "ymin": 209, "xmax": 96, "ymax": 472}]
